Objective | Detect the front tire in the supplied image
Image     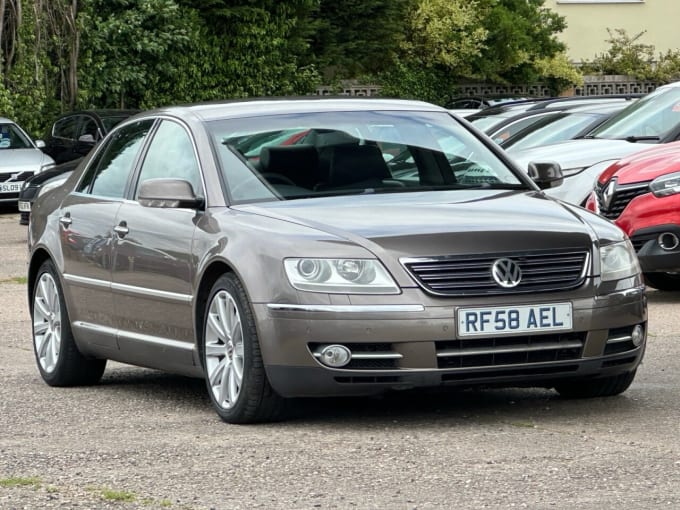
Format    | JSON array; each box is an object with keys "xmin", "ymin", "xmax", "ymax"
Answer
[
  {"xmin": 644, "ymin": 272, "xmax": 680, "ymax": 291},
  {"xmin": 554, "ymin": 370, "xmax": 636, "ymax": 399},
  {"xmin": 202, "ymin": 273, "xmax": 285, "ymax": 423},
  {"xmin": 32, "ymin": 260, "xmax": 106, "ymax": 386}
]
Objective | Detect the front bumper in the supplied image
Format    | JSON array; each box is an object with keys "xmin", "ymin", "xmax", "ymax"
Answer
[
  {"xmin": 254, "ymin": 287, "xmax": 647, "ymax": 398},
  {"xmin": 631, "ymin": 225, "xmax": 680, "ymax": 273}
]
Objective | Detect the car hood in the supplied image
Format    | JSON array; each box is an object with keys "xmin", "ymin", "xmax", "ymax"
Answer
[
  {"xmin": 511, "ymin": 138, "xmax": 649, "ymax": 172},
  {"xmin": 236, "ymin": 190, "xmax": 622, "ymax": 257},
  {"xmin": 596, "ymin": 140, "xmax": 680, "ymax": 185},
  {"xmin": 0, "ymin": 149, "xmax": 54, "ymax": 173}
]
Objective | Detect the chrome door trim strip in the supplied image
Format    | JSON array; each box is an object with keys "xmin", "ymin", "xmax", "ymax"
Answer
[
  {"xmin": 73, "ymin": 321, "xmax": 194, "ymax": 351},
  {"xmin": 111, "ymin": 282, "xmax": 192, "ymax": 303},
  {"xmin": 64, "ymin": 273, "xmax": 111, "ymax": 289},
  {"xmin": 267, "ymin": 304, "xmax": 425, "ymax": 313},
  {"xmin": 63, "ymin": 274, "xmax": 192, "ymax": 303}
]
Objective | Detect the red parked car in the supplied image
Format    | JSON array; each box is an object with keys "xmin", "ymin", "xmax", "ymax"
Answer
[{"xmin": 586, "ymin": 141, "xmax": 680, "ymax": 290}]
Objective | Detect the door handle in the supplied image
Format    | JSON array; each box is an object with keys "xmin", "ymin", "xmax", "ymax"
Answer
[
  {"xmin": 59, "ymin": 213, "xmax": 72, "ymax": 228},
  {"xmin": 113, "ymin": 222, "xmax": 129, "ymax": 238}
]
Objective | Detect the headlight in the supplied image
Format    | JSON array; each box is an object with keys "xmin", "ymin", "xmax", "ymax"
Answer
[
  {"xmin": 650, "ymin": 171, "xmax": 680, "ymax": 197},
  {"xmin": 599, "ymin": 240, "xmax": 641, "ymax": 281},
  {"xmin": 284, "ymin": 258, "xmax": 400, "ymax": 294}
]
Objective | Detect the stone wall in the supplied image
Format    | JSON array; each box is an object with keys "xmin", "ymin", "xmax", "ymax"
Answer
[{"xmin": 314, "ymin": 76, "xmax": 661, "ymax": 98}]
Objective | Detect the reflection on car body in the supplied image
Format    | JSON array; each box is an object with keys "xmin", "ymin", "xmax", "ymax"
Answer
[{"xmin": 28, "ymin": 99, "xmax": 646, "ymax": 423}]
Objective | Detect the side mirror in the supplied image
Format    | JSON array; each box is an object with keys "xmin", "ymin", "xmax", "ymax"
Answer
[
  {"xmin": 138, "ymin": 178, "xmax": 204, "ymax": 209},
  {"xmin": 35, "ymin": 139, "xmax": 46, "ymax": 149},
  {"xmin": 78, "ymin": 134, "xmax": 96, "ymax": 143},
  {"xmin": 528, "ymin": 161, "xmax": 564, "ymax": 190}
]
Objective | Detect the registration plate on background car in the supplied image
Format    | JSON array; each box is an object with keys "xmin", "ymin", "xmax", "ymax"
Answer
[
  {"xmin": 1, "ymin": 182, "xmax": 23, "ymax": 193},
  {"xmin": 18, "ymin": 201, "xmax": 31, "ymax": 212},
  {"xmin": 458, "ymin": 303, "xmax": 572, "ymax": 337}
]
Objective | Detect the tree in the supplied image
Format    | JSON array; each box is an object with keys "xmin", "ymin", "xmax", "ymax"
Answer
[
  {"xmin": 472, "ymin": 0, "xmax": 566, "ymax": 84},
  {"xmin": 310, "ymin": 0, "xmax": 411, "ymax": 81},
  {"xmin": 376, "ymin": 0, "xmax": 574, "ymax": 104},
  {"xmin": 78, "ymin": 0, "xmax": 198, "ymax": 109}
]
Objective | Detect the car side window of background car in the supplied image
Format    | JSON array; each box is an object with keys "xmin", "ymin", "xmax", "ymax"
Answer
[
  {"xmin": 134, "ymin": 120, "xmax": 203, "ymax": 198},
  {"xmin": 77, "ymin": 120, "xmax": 154, "ymax": 198},
  {"xmin": 53, "ymin": 116, "xmax": 78, "ymax": 140},
  {"xmin": 78, "ymin": 116, "xmax": 99, "ymax": 142}
]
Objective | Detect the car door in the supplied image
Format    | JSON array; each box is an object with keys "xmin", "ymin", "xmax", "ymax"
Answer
[
  {"xmin": 48, "ymin": 115, "xmax": 79, "ymax": 163},
  {"xmin": 111, "ymin": 119, "xmax": 203, "ymax": 371},
  {"xmin": 57, "ymin": 119, "xmax": 155, "ymax": 352},
  {"xmin": 73, "ymin": 114, "xmax": 100, "ymax": 158}
]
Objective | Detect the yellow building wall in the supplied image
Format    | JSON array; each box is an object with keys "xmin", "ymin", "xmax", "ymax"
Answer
[{"xmin": 544, "ymin": 0, "xmax": 679, "ymax": 62}]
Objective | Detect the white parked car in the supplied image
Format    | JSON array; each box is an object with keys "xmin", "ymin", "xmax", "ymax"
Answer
[
  {"xmin": 0, "ymin": 117, "xmax": 55, "ymax": 205},
  {"xmin": 512, "ymin": 81, "xmax": 680, "ymax": 205}
]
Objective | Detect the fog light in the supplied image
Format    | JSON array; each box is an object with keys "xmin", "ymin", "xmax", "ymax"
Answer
[
  {"xmin": 318, "ymin": 344, "xmax": 352, "ymax": 368},
  {"xmin": 657, "ymin": 232, "xmax": 679, "ymax": 251},
  {"xmin": 631, "ymin": 325, "xmax": 644, "ymax": 347}
]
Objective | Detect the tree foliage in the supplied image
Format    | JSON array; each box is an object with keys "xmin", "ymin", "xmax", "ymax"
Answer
[
  {"xmin": 581, "ymin": 29, "xmax": 680, "ymax": 83},
  {"xmin": 378, "ymin": 0, "xmax": 575, "ymax": 104},
  {"xmin": 0, "ymin": 0, "xmax": 580, "ymax": 135}
]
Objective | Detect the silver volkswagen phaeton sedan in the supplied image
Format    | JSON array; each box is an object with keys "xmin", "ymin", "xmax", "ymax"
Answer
[{"xmin": 28, "ymin": 99, "xmax": 647, "ymax": 423}]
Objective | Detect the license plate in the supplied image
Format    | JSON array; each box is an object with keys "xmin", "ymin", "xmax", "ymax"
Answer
[
  {"xmin": 0, "ymin": 182, "xmax": 23, "ymax": 193},
  {"xmin": 458, "ymin": 303, "xmax": 572, "ymax": 337},
  {"xmin": 18, "ymin": 200, "xmax": 31, "ymax": 212}
]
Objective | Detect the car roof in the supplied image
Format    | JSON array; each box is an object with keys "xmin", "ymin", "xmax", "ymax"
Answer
[
  {"xmin": 55, "ymin": 109, "xmax": 140, "ymax": 119},
  {"xmin": 0, "ymin": 117, "xmax": 17, "ymax": 124},
  {"xmin": 144, "ymin": 98, "xmax": 446, "ymax": 122}
]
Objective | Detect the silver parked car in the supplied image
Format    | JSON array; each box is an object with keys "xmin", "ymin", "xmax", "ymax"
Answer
[
  {"xmin": 28, "ymin": 99, "xmax": 647, "ymax": 423},
  {"xmin": 0, "ymin": 118, "xmax": 55, "ymax": 204}
]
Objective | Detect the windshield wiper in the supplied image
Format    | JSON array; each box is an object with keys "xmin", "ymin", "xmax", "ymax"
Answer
[{"xmin": 620, "ymin": 135, "xmax": 660, "ymax": 143}]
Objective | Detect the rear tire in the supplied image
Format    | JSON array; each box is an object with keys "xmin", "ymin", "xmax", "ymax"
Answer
[
  {"xmin": 644, "ymin": 272, "xmax": 680, "ymax": 291},
  {"xmin": 554, "ymin": 370, "xmax": 636, "ymax": 399},
  {"xmin": 32, "ymin": 260, "xmax": 106, "ymax": 386},
  {"xmin": 202, "ymin": 273, "xmax": 286, "ymax": 423}
]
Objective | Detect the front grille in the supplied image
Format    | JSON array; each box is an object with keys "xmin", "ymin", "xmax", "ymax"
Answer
[
  {"xmin": 403, "ymin": 249, "xmax": 589, "ymax": 296},
  {"xmin": 0, "ymin": 170, "xmax": 32, "ymax": 182},
  {"xmin": 596, "ymin": 181, "xmax": 649, "ymax": 220},
  {"xmin": 435, "ymin": 332, "xmax": 585, "ymax": 369}
]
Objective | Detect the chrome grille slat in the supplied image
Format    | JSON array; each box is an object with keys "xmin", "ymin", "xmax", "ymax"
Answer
[
  {"xmin": 403, "ymin": 249, "xmax": 589, "ymax": 296},
  {"xmin": 437, "ymin": 340, "xmax": 583, "ymax": 358}
]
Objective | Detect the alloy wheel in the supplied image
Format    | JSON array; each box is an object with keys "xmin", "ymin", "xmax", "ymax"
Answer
[{"xmin": 205, "ymin": 290, "xmax": 245, "ymax": 409}]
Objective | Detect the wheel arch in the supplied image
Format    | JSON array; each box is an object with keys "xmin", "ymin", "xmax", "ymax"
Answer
[
  {"xmin": 27, "ymin": 248, "xmax": 53, "ymax": 312},
  {"xmin": 194, "ymin": 260, "xmax": 236, "ymax": 364}
]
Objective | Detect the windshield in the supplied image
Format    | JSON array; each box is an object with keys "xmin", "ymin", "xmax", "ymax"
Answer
[
  {"xmin": 0, "ymin": 123, "xmax": 33, "ymax": 149},
  {"xmin": 589, "ymin": 87, "xmax": 680, "ymax": 141},
  {"xmin": 505, "ymin": 112, "xmax": 601, "ymax": 152},
  {"xmin": 207, "ymin": 110, "xmax": 527, "ymax": 204}
]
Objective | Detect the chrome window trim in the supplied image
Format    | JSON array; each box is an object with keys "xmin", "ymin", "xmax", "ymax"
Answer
[{"xmin": 267, "ymin": 304, "xmax": 425, "ymax": 313}]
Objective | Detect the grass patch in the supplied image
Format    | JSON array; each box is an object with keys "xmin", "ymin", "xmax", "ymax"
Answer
[
  {"xmin": 100, "ymin": 488, "xmax": 137, "ymax": 502},
  {"xmin": 0, "ymin": 476, "xmax": 41, "ymax": 488},
  {"xmin": 509, "ymin": 421, "xmax": 535, "ymax": 428},
  {"xmin": 160, "ymin": 499, "xmax": 173, "ymax": 508},
  {"xmin": 0, "ymin": 276, "xmax": 27, "ymax": 285}
]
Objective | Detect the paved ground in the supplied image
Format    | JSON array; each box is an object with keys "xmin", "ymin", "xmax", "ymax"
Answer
[{"xmin": 1, "ymin": 208, "xmax": 679, "ymax": 509}]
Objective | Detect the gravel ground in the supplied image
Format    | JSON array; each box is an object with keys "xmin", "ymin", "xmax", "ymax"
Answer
[{"xmin": 1, "ymin": 209, "xmax": 679, "ymax": 509}]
